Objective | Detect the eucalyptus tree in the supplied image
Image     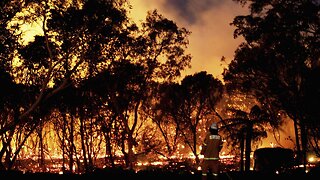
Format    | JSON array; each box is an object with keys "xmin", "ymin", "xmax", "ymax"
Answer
[
  {"xmin": 155, "ymin": 71, "xmax": 223, "ymax": 165},
  {"xmin": 0, "ymin": 0, "xmax": 132, "ymax": 134},
  {"xmin": 89, "ymin": 61, "xmax": 148, "ymax": 169},
  {"xmin": 148, "ymin": 82, "xmax": 184, "ymax": 161},
  {"xmin": 116, "ymin": 10, "xmax": 191, "ymax": 169},
  {"xmin": 0, "ymin": 67, "xmax": 42, "ymax": 170},
  {"xmin": 0, "ymin": 0, "xmax": 132, "ymax": 171},
  {"xmin": 1, "ymin": 0, "xmax": 192, "ymax": 171},
  {"xmin": 0, "ymin": 0, "xmax": 20, "ymax": 63},
  {"xmin": 225, "ymin": 0, "xmax": 320, "ymax": 168},
  {"xmin": 79, "ymin": 71, "xmax": 120, "ymax": 168},
  {"xmin": 0, "ymin": 0, "xmax": 28, "ymax": 170},
  {"xmin": 46, "ymin": 85, "xmax": 84, "ymax": 173}
]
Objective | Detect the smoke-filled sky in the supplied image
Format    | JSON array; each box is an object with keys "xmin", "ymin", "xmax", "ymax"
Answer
[{"xmin": 129, "ymin": 0, "xmax": 248, "ymax": 80}]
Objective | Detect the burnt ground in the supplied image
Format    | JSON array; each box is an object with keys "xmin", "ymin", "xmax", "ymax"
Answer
[{"xmin": 0, "ymin": 167, "xmax": 320, "ymax": 180}]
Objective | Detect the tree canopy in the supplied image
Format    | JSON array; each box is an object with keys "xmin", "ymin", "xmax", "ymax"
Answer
[
  {"xmin": 0, "ymin": 0, "xmax": 194, "ymax": 171},
  {"xmin": 0, "ymin": 0, "xmax": 191, "ymax": 135},
  {"xmin": 225, "ymin": 0, "xmax": 320, "ymax": 166}
]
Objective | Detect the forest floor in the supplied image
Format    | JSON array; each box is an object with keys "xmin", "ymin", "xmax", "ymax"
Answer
[{"xmin": 0, "ymin": 167, "xmax": 320, "ymax": 180}]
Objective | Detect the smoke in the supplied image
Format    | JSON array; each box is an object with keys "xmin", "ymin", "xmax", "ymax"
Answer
[
  {"xmin": 129, "ymin": 0, "xmax": 248, "ymax": 79},
  {"xmin": 162, "ymin": 0, "xmax": 225, "ymax": 24}
]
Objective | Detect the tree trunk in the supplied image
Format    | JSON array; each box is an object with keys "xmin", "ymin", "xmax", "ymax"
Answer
[
  {"xmin": 79, "ymin": 116, "xmax": 88, "ymax": 173},
  {"xmin": 69, "ymin": 115, "xmax": 75, "ymax": 172},
  {"xmin": 38, "ymin": 126, "xmax": 46, "ymax": 172},
  {"xmin": 300, "ymin": 121, "xmax": 308, "ymax": 172},
  {"xmin": 240, "ymin": 135, "xmax": 244, "ymax": 172},
  {"xmin": 62, "ymin": 114, "xmax": 66, "ymax": 172},
  {"xmin": 293, "ymin": 116, "xmax": 301, "ymax": 165},
  {"xmin": 245, "ymin": 123, "xmax": 253, "ymax": 172}
]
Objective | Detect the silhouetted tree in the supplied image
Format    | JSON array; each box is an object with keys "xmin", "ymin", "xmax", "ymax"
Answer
[
  {"xmin": 0, "ymin": 0, "xmax": 20, "ymax": 65},
  {"xmin": 49, "ymin": 86, "xmax": 83, "ymax": 173},
  {"xmin": 149, "ymin": 82, "xmax": 185, "ymax": 161},
  {"xmin": 76, "ymin": 9, "xmax": 191, "ymax": 169},
  {"xmin": 225, "ymin": 0, "xmax": 320, "ymax": 169},
  {"xmin": 1, "ymin": 0, "xmax": 192, "ymax": 171},
  {"xmin": 220, "ymin": 105, "xmax": 270, "ymax": 171},
  {"xmin": 156, "ymin": 71, "xmax": 223, "ymax": 165},
  {"xmin": 0, "ymin": 67, "xmax": 41, "ymax": 170},
  {"xmin": 0, "ymin": 0, "xmax": 132, "ymax": 134}
]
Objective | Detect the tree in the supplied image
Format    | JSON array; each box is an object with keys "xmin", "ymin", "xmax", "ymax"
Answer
[
  {"xmin": 220, "ymin": 105, "xmax": 270, "ymax": 172},
  {"xmin": 0, "ymin": 67, "xmax": 41, "ymax": 170},
  {"xmin": 1, "ymin": 0, "xmax": 192, "ymax": 171},
  {"xmin": 156, "ymin": 71, "xmax": 223, "ymax": 165},
  {"xmin": 0, "ymin": 0, "xmax": 132, "ymax": 135},
  {"xmin": 225, "ymin": 0, "xmax": 320, "ymax": 169},
  {"xmin": 0, "ymin": 0, "xmax": 20, "ymax": 64},
  {"xmin": 150, "ymin": 82, "xmax": 186, "ymax": 160}
]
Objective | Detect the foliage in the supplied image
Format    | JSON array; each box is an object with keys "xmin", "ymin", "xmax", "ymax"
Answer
[
  {"xmin": 0, "ymin": 0, "xmax": 192, "ymax": 171},
  {"xmin": 154, "ymin": 71, "xmax": 224, "ymax": 164},
  {"xmin": 226, "ymin": 0, "xmax": 320, "ymax": 163}
]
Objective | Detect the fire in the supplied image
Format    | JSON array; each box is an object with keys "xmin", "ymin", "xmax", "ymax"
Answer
[{"xmin": 4, "ymin": 104, "xmax": 295, "ymax": 174}]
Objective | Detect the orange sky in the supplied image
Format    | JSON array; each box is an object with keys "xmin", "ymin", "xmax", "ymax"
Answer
[{"xmin": 129, "ymin": 0, "xmax": 248, "ymax": 80}]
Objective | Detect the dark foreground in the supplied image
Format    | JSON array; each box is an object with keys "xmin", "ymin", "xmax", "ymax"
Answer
[{"xmin": 1, "ymin": 167, "xmax": 320, "ymax": 180}]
